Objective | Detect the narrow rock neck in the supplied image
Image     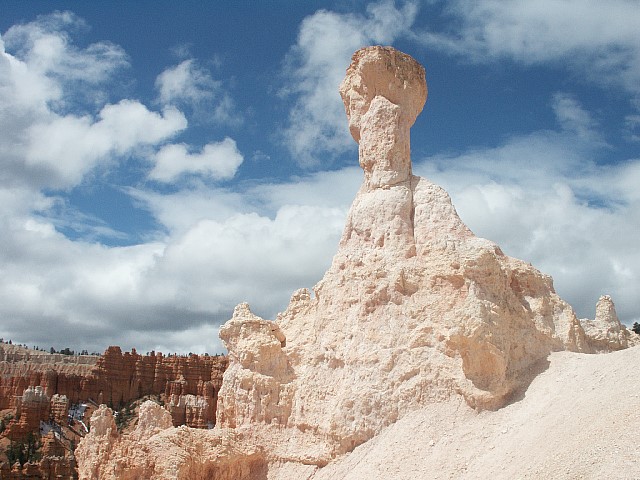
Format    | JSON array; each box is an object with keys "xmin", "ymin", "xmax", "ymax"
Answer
[{"xmin": 358, "ymin": 95, "xmax": 412, "ymax": 190}]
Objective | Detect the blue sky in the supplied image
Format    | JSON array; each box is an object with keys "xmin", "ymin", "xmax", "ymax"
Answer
[{"xmin": 1, "ymin": 1, "xmax": 639, "ymax": 354}]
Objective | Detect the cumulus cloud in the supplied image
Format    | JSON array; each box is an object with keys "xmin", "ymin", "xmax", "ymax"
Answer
[
  {"xmin": 156, "ymin": 59, "xmax": 219, "ymax": 106},
  {"xmin": 280, "ymin": 0, "xmax": 418, "ymax": 165},
  {"xmin": 143, "ymin": 204, "xmax": 345, "ymax": 317},
  {"xmin": 0, "ymin": 174, "xmax": 350, "ymax": 354},
  {"xmin": 417, "ymin": 0, "xmax": 640, "ymax": 94},
  {"xmin": 0, "ymin": 12, "xmax": 252, "ymax": 353},
  {"xmin": 130, "ymin": 167, "xmax": 360, "ymax": 236},
  {"xmin": 155, "ymin": 59, "xmax": 239, "ymax": 125},
  {"xmin": 149, "ymin": 138, "xmax": 243, "ymax": 183},
  {"xmin": 127, "ymin": 185, "xmax": 248, "ymax": 236},
  {"xmin": 26, "ymin": 102, "xmax": 186, "ymax": 188},
  {"xmin": 2, "ymin": 11, "xmax": 128, "ymax": 110},
  {"xmin": 1, "ymin": 14, "xmax": 189, "ymax": 190}
]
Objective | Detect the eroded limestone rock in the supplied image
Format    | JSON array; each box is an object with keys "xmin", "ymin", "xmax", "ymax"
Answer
[
  {"xmin": 76, "ymin": 45, "xmax": 636, "ymax": 478},
  {"xmin": 582, "ymin": 295, "xmax": 635, "ymax": 351},
  {"xmin": 218, "ymin": 47, "xmax": 616, "ymax": 465},
  {"xmin": 77, "ymin": 401, "xmax": 265, "ymax": 480},
  {"xmin": 217, "ymin": 303, "xmax": 293, "ymax": 429}
]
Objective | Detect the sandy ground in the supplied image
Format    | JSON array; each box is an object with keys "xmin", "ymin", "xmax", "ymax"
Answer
[{"xmin": 310, "ymin": 346, "xmax": 640, "ymax": 480}]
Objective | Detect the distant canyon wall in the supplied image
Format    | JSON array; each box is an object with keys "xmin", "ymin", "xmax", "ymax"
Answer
[{"xmin": 0, "ymin": 343, "xmax": 227, "ymax": 428}]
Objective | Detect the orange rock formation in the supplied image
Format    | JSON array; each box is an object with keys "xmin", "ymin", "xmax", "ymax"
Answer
[
  {"xmin": 0, "ymin": 344, "xmax": 227, "ymax": 429},
  {"xmin": 0, "ymin": 343, "xmax": 227, "ymax": 477}
]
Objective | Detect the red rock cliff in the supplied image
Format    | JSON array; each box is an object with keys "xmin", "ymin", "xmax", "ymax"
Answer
[{"xmin": 0, "ymin": 343, "xmax": 227, "ymax": 428}]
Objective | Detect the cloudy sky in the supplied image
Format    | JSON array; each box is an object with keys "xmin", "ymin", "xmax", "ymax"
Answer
[{"xmin": 1, "ymin": 1, "xmax": 638, "ymax": 355}]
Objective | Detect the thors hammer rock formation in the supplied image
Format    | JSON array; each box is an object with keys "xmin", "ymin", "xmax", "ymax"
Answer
[
  {"xmin": 217, "ymin": 45, "xmax": 632, "ymax": 461},
  {"xmin": 76, "ymin": 46, "xmax": 636, "ymax": 478}
]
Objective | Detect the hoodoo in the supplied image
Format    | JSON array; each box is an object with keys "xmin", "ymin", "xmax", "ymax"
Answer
[{"xmin": 76, "ymin": 46, "xmax": 637, "ymax": 479}]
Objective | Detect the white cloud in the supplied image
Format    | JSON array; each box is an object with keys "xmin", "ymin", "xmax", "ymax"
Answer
[
  {"xmin": 250, "ymin": 166, "xmax": 362, "ymax": 213},
  {"xmin": 149, "ymin": 323, "xmax": 226, "ymax": 356},
  {"xmin": 156, "ymin": 59, "xmax": 220, "ymax": 106},
  {"xmin": 0, "ymin": 12, "xmax": 254, "ymax": 353},
  {"xmin": 25, "ymin": 101, "xmax": 186, "ymax": 188},
  {"xmin": 149, "ymin": 137, "xmax": 243, "ymax": 183},
  {"xmin": 129, "ymin": 167, "xmax": 360, "ymax": 237},
  {"xmin": 281, "ymin": 0, "xmax": 418, "ymax": 165},
  {"xmin": 1, "ymin": 14, "xmax": 189, "ymax": 190},
  {"xmin": 143, "ymin": 204, "xmax": 345, "ymax": 317},
  {"xmin": 418, "ymin": 0, "xmax": 640, "ymax": 94},
  {"xmin": 128, "ymin": 185, "xmax": 247, "ymax": 236},
  {"xmin": 2, "ymin": 11, "xmax": 128, "ymax": 109},
  {"xmin": 0, "ymin": 171, "xmax": 352, "ymax": 354},
  {"xmin": 551, "ymin": 93, "xmax": 603, "ymax": 143},
  {"xmin": 155, "ymin": 59, "xmax": 239, "ymax": 125}
]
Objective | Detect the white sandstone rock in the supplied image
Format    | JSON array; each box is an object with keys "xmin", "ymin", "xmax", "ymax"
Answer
[
  {"xmin": 217, "ymin": 47, "xmax": 599, "ymax": 467},
  {"xmin": 582, "ymin": 295, "xmax": 635, "ymax": 351}
]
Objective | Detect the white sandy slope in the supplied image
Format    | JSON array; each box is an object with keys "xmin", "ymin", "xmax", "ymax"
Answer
[{"xmin": 310, "ymin": 346, "xmax": 640, "ymax": 480}]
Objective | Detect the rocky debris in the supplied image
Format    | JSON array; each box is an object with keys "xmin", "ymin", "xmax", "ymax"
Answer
[
  {"xmin": 168, "ymin": 394, "xmax": 211, "ymax": 429},
  {"xmin": 131, "ymin": 400, "xmax": 174, "ymax": 439},
  {"xmin": 41, "ymin": 430, "xmax": 66, "ymax": 458},
  {"xmin": 76, "ymin": 46, "xmax": 637, "ymax": 478}
]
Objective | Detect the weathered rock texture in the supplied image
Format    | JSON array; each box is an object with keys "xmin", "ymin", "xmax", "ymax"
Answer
[
  {"xmin": 5, "ymin": 386, "xmax": 50, "ymax": 441},
  {"xmin": 50, "ymin": 394, "xmax": 69, "ymax": 424},
  {"xmin": 76, "ymin": 46, "xmax": 636, "ymax": 478},
  {"xmin": 215, "ymin": 46, "xmax": 635, "ymax": 464},
  {"xmin": 310, "ymin": 346, "xmax": 640, "ymax": 480},
  {"xmin": 581, "ymin": 295, "xmax": 635, "ymax": 352},
  {"xmin": 76, "ymin": 401, "xmax": 266, "ymax": 480},
  {"xmin": 0, "ymin": 456, "xmax": 77, "ymax": 480},
  {"xmin": 0, "ymin": 344, "xmax": 97, "ymax": 410},
  {"xmin": 83, "ymin": 347, "xmax": 226, "ymax": 422}
]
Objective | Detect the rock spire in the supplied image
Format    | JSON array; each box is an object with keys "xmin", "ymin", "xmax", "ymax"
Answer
[{"xmin": 217, "ymin": 46, "xmax": 632, "ymax": 463}]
